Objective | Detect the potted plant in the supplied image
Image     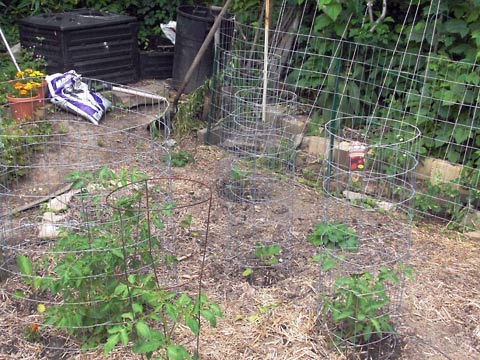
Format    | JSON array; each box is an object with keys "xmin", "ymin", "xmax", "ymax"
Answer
[{"xmin": 6, "ymin": 68, "xmax": 45, "ymax": 120}]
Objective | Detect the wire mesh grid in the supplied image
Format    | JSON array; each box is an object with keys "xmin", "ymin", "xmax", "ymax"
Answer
[
  {"xmin": 0, "ymin": 79, "xmax": 184, "ymax": 356},
  {"xmin": 220, "ymin": 154, "xmax": 294, "ymax": 287},
  {"xmin": 209, "ymin": 48, "xmax": 283, "ymax": 126},
  {"xmin": 215, "ymin": 16, "xmax": 479, "ymax": 230},
  {"xmin": 313, "ymin": 116, "xmax": 418, "ymax": 359},
  {"xmin": 217, "ymin": 108, "xmax": 298, "ymax": 286}
]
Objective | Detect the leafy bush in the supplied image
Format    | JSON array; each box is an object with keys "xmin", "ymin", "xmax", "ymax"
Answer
[{"xmin": 0, "ymin": 118, "xmax": 52, "ymax": 184}]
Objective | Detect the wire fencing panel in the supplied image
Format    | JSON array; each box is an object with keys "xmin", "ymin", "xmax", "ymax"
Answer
[{"xmin": 214, "ymin": 19, "xmax": 479, "ymax": 229}]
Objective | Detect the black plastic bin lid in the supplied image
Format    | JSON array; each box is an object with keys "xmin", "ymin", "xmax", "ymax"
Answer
[{"xmin": 18, "ymin": 9, "xmax": 137, "ymax": 31}]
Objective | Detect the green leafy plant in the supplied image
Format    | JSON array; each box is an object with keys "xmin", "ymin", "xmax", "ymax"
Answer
[
  {"xmin": 0, "ymin": 119, "xmax": 52, "ymax": 183},
  {"xmin": 16, "ymin": 168, "xmax": 223, "ymax": 358},
  {"xmin": 162, "ymin": 151, "xmax": 195, "ymax": 167},
  {"xmin": 307, "ymin": 221, "xmax": 359, "ymax": 252},
  {"xmin": 321, "ymin": 266, "xmax": 404, "ymax": 345},
  {"xmin": 254, "ymin": 242, "xmax": 282, "ymax": 266},
  {"xmin": 243, "ymin": 242, "xmax": 282, "ymax": 278}
]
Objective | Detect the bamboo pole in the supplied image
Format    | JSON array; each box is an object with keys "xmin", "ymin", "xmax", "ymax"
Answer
[{"xmin": 262, "ymin": 0, "xmax": 270, "ymax": 122}]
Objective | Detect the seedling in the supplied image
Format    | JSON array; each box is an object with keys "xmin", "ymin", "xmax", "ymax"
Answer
[
  {"xmin": 162, "ymin": 151, "xmax": 195, "ymax": 167},
  {"xmin": 255, "ymin": 242, "xmax": 282, "ymax": 265},
  {"xmin": 229, "ymin": 167, "xmax": 251, "ymax": 185},
  {"xmin": 243, "ymin": 242, "xmax": 282, "ymax": 278},
  {"xmin": 307, "ymin": 221, "xmax": 359, "ymax": 252}
]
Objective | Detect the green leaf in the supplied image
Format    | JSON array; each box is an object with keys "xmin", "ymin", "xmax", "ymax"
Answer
[
  {"xmin": 166, "ymin": 345, "xmax": 191, "ymax": 360},
  {"xmin": 165, "ymin": 303, "xmax": 178, "ymax": 322},
  {"xmin": 104, "ymin": 333, "xmax": 120, "ymax": 354},
  {"xmin": 453, "ymin": 127, "xmax": 472, "ymax": 144},
  {"xmin": 209, "ymin": 303, "xmax": 223, "ymax": 317},
  {"xmin": 185, "ymin": 315, "xmax": 200, "ymax": 336},
  {"xmin": 122, "ymin": 312, "xmax": 134, "ymax": 320},
  {"xmin": 200, "ymin": 309, "xmax": 217, "ymax": 327},
  {"xmin": 120, "ymin": 328, "xmax": 129, "ymax": 345},
  {"xmin": 242, "ymin": 268, "xmax": 253, "ymax": 277},
  {"xmin": 313, "ymin": 14, "xmax": 332, "ymax": 32},
  {"xmin": 443, "ymin": 19, "xmax": 469, "ymax": 37},
  {"xmin": 324, "ymin": 3, "xmax": 342, "ymax": 21},
  {"xmin": 135, "ymin": 320, "xmax": 151, "ymax": 339},
  {"xmin": 180, "ymin": 214, "xmax": 192, "ymax": 228},
  {"xmin": 132, "ymin": 303, "xmax": 143, "ymax": 314},
  {"xmin": 114, "ymin": 283, "xmax": 128, "ymax": 297},
  {"xmin": 370, "ymin": 318, "xmax": 382, "ymax": 334},
  {"xmin": 111, "ymin": 248, "xmax": 124, "ymax": 259},
  {"xmin": 17, "ymin": 255, "xmax": 33, "ymax": 276},
  {"xmin": 176, "ymin": 293, "xmax": 192, "ymax": 307},
  {"xmin": 320, "ymin": 255, "xmax": 337, "ymax": 272},
  {"xmin": 332, "ymin": 309, "xmax": 353, "ymax": 322},
  {"xmin": 132, "ymin": 339, "xmax": 163, "ymax": 354}
]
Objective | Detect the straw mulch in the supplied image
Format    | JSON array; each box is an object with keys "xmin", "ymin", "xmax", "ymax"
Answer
[{"xmin": 0, "ymin": 142, "xmax": 479, "ymax": 360}]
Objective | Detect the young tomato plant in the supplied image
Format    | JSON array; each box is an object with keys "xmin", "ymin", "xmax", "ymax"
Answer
[
  {"xmin": 321, "ymin": 265, "xmax": 411, "ymax": 346},
  {"xmin": 242, "ymin": 242, "xmax": 282, "ymax": 278},
  {"xmin": 307, "ymin": 221, "xmax": 359, "ymax": 252},
  {"xmin": 17, "ymin": 167, "xmax": 223, "ymax": 358},
  {"xmin": 162, "ymin": 151, "xmax": 195, "ymax": 167}
]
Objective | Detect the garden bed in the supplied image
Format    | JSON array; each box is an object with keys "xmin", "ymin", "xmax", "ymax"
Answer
[{"xmin": 0, "ymin": 81, "xmax": 478, "ymax": 360}]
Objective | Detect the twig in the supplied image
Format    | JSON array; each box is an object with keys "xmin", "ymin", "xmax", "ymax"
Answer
[{"xmin": 370, "ymin": 0, "xmax": 387, "ymax": 32}]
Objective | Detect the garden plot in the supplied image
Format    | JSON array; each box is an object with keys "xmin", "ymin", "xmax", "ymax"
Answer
[{"xmin": 0, "ymin": 104, "xmax": 479, "ymax": 359}]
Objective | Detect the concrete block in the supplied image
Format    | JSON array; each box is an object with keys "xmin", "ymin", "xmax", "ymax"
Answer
[
  {"xmin": 416, "ymin": 157, "xmax": 463, "ymax": 184},
  {"xmin": 304, "ymin": 136, "xmax": 328, "ymax": 156}
]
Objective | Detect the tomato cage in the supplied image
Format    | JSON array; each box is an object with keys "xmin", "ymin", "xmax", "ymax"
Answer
[
  {"xmin": 0, "ymin": 79, "xmax": 172, "ymax": 357},
  {"xmin": 315, "ymin": 116, "xmax": 420, "ymax": 359}
]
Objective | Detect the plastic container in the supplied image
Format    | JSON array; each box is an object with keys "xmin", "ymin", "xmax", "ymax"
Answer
[
  {"xmin": 172, "ymin": 5, "xmax": 232, "ymax": 93},
  {"xmin": 139, "ymin": 38, "xmax": 174, "ymax": 80},
  {"xmin": 19, "ymin": 9, "xmax": 139, "ymax": 84}
]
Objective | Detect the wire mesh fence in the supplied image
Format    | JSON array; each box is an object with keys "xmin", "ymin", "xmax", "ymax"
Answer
[
  {"xmin": 315, "ymin": 116, "xmax": 419, "ymax": 359},
  {"xmin": 212, "ymin": 16, "xmax": 479, "ymax": 231},
  {"xmin": 217, "ymin": 108, "xmax": 299, "ymax": 286}
]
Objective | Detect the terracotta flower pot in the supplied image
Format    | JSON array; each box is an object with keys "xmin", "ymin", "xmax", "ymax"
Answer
[
  {"xmin": 6, "ymin": 93, "xmax": 39, "ymax": 121},
  {"xmin": 35, "ymin": 80, "xmax": 48, "ymax": 107}
]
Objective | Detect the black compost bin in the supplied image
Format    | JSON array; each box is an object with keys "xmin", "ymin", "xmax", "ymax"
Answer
[
  {"xmin": 19, "ymin": 9, "xmax": 139, "ymax": 84},
  {"xmin": 172, "ymin": 5, "xmax": 232, "ymax": 94}
]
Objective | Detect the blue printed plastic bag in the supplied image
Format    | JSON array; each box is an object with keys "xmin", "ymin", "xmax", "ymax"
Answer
[{"xmin": 46, "ymin": 70, "xmax": 111, "ymax": 125}]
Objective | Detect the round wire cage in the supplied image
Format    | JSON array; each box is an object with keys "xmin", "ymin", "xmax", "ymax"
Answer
[
  {"xmin": 315, "ymin": 116, "xmax": 419, "ymax": 359},
  {"xmin": 0, "ymin": 79, "xmax": 173, "ymax": 356},
  {"xmin": 220, "ymin": 110, "xmax": 299, "ymax": 169},
  {"xmin": 234, "ymin": 86, "xmax": 298, "ymax": 115}
]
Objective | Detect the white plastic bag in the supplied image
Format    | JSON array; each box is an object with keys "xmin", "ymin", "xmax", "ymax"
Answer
[
  {"xmin": 46, "ymin": 70, "xmax": 111, "ymax": 125},
  {"xmin": 161, "ymin": 21, "xmax": 176, "ymax": 44}
]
